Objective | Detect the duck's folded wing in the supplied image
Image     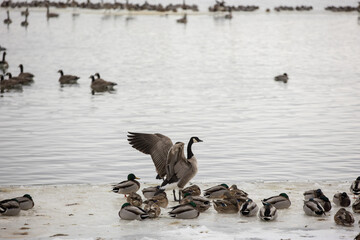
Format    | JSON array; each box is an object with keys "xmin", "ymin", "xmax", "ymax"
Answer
[{"xmin": 127, "ymin": 132, "xmax": 173, "ymax": 178}]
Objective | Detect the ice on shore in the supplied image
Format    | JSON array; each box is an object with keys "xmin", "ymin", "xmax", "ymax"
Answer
[{"xmin": 0, "ymin": 181, "xmax": 359, "ymax": 239}]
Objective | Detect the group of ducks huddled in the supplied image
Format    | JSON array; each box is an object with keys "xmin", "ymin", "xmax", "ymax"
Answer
[
  {"xmin": 113, "ymin": 173, "xmax": 360, "ymax": 226},
  {"xmin": 0, "ymin": 194, "xmax": 34, "ymax": 216},
  {"xmin": 0, "ymin": 51, "xmax": 117, "ymax": 95}
]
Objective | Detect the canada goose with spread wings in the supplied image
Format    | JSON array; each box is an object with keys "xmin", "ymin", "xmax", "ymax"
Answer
[{"xmin": 127, "ymin": 132, "xmax": 202, "ymax": 201}]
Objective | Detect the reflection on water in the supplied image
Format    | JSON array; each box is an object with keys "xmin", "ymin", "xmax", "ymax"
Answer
[{"xmin": 0, "ymin": 0, "xmax": 359, "ymax": 185}]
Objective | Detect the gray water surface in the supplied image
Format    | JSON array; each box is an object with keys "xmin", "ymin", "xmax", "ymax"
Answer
[{"xmin": 1, "ymin": 1, "xmax": 360, "ymax": 185}]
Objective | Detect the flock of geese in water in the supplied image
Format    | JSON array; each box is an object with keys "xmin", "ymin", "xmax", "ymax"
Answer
[
  {"xmin": 1, "ymin": 131, "xmax": 360, "ymax": 239},
  {"xmin": 2, "ymin": 0, "xmax": 360, "ymax": 27},
  {"xmin": 0, "ymin": 49, "xmax": 289, "ymax": 94}
]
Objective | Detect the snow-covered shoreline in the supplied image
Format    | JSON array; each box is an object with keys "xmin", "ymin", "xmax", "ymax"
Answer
[{"xmin": 1, "ymin": 181, "xmax": 359, "ymax": 239}]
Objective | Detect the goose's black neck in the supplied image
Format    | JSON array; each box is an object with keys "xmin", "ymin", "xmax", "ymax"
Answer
[
  {"xmin": 19, "ymin": 65, "xmax": 23, "ymax": 73},
  {"xmin": 59, "ymin": 70, "xmax": 63, "ymax": 76},
  {"xmin": 187, "ymin": 138, "xmax": 193, "ymax": 159},
  {"xmin": 2, "ymin": 52, "xmax": 5, "ymax": 62}
]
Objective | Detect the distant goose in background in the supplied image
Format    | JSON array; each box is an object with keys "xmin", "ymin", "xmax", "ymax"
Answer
[
  {"xmin": 177, "ymin": 13, "xmax": 187, "ymax": 24},
  {"xmin": 58, "ymin": 70, "xmax": 79, "ymax": 84},
  {"xmin": 259, "ymin": 202, "xmax": 278, "ymax": 221},
  {"xmin": 3, "ymin": 10, "xmax": 12, "ymax": 24},
  {"xmin": 334, "ymin": 208, "xmax": 354, "ymax": 226},
  {"xmin": 0, "ymin": 199, "xmax": 20, "ymax": 216},
  {"xmin": 274, "ymin": 73, "xmax": 288, "ymax": 83},
  {"xmin": 0, "ymin": 46, "xmax": 6, "ymax": 52},
  {"xmin": 303, "ymin": 198, "xmax": 326, "ymax": 217},
  {"xmin": 21, "ymin": 15, "xmax": 29, "ymax": 27},
  {"xmin": 13, "ymin": 194, "xmax": 34, "ymax": 210},
  {"xmin": 6, "ymin": 72, "xmax": 32, "ymax": 85},
  {"xmin": 350, "ymin": 176, "xmax": 360, "ymax": 196},
  {"xmin": 333, "ymin": 192, "xmax": 351, "ymax": 207},
  {"xmin": 46, "ymin": 5, "xmax": 59, "ymax": 18},
  {"xmin": 118, "ymin": 202, "xmax": 148, "ymax": 220},
  {"xmin": 112, "ymin": 173, "xmax": 140, "ymax": 196},
  {"xmin": 225, "ymin": 9, "xmax": 232, "ymax": 19},
  {"xmin": 127, "ymin": 132, "xmax": 202, "ymax": 202},
  {"xmin": 90, "ymin": 73, "xmax": 117, "ymax": 94},
  {"xmin": 0, "ymin": 52, "xmax": 9, "ymax": 71},
  {"xmin": 18, "ymin": 64, "xmax": 34, "ymax": 80},
  {"xmin": 21, "ymin": 8, "xmax": 29, "ymax": 17},
  {"xmin": 0, "ymin": 74, "xmax": 22, "ymax": 90},
  {"xmin": 262, "ymin": 193, "xmax": 291, "ymax": 209}
]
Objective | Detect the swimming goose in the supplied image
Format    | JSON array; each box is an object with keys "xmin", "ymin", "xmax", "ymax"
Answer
[
  {"xmin": 126, "ymin": 192, "xmax": 142, "ymax": 207},
  {"xmin": 0, "ymin": 199, "xmax": 20, "ymax": 216},
  {"xmin": 21, "ymin": 8, "xmax": 29, "ymax": 17},
  {"xmin": 274, "ymin": 73, "xmax": 288, "ymax": 83},
  {"xmin": 333, "ymin": 192, "xmax": 351, "ymax": 207},
  {"xmin": 58, "ymin": 70, "xmax": 79, "ymax": 84},
  {"xmin": 180, "ymin": 193, "xmax": 211, "ymax": 212},
  {"xmin": 6, "ymin": 72, "xmax": 32, "ymax": 85},
  {"xmin": 262, "ymin": 193, "xmax": 291, "ymax": 209},
  {"xmin": 142, "ymin": 186, "xmax": 161, "ymax": 199},
  {"xmin": 0, "ymin": 46, "xmax": 6, "ymax": 52},
  {"xmin": 240, "ymin": 199, "xmax": 259, "ymax": 217},
  {"xmin": 0, "ymin": 52, "xmax": 9, "ymax": 70},
  {"xmin": 303, "ymin": 198, "xmax": 326, "ymax": 217},
  {"xmin": 90, "ymin": 74, "xmax": 117, "ymax": 93},
  {"xmin": 176, "ymin": 13, "xmax": 187, "ymax": 24},
  {"xmin": 181, "ymin": 184, "xmax": 201, "ymax": 197},
  {"xmin": 352, "ymin": 197, "xmax": 360, "ymax": 213},
  {"xmin": 13, "ymin": 194, "xmax": 34, "ymax": 210},
  {"xmin": 204, "ymin": 184, "xmax": 229, "ymax": 198},
  {"xmin": 46, "ymin": 5, "xmax": 59, "ymax": 18},
  {"xmin": 334, "ymin": 208, "xmax": 354, "ymax": 226},
  {"xmin": 229, "ymin": 184, "xmax": 248, "ymax": 197},
  {"xmin": 118, "ymin": 202, "xmax": 148, "ymax": 220},
  {"xmin": 213, "ymin": 192, "xmax": 240, "ymax": 214},
  {"xmin": 3, "ymin": 10, "xmax": 12, "ymax": 24},
  {"xmin": 127, "ymin": 132, "xmax": 202, "ymax": 202},
  {"xmin": 18, "ymin": 64, "xmax": 34, "ymax": 80},
  {"xmin": 21, "ymin": 15, "xmax": 28, "ymax": 27},
  {"xmin": 0, "ymin": 75, "xmax": 22, "ymax": 90},
  {"xmin": 169, "ymin": 201, "xmax": 199, "ymax": 219},
  {"xmin": 313, "ymin": 195, "xmax": 331, "ymax": 212},
  {"xmin": 259, "ymin": 202, "xmax": 278, "ymax": 221},
  {"xmin": 112, "ymin": 173, "xmax": 140, "ymax": 196},
  {"xmin": 144, "ymin": 201, "xmax": 161, "ymax": 218},
  {"xmin": 224, "ymin": 9, "xmax": 232, "ymax": 19},
  {"xmin": 350, "ymin": 176, "xmax": 360, "ymax": 196},
  {"xmin": 304, "ymin": 189, "xmax": 324, "ymax": 200}
]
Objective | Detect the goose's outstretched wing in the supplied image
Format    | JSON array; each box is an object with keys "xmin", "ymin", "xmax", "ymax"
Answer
[{"xmin": 127, "ymin": 132, "xmax": 173, "ymax": 178}]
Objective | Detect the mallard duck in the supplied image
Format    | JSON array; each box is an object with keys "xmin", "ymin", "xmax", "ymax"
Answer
[
  {"xmin": 112, "ymin": 173, "xmax": 140, "ymax": 196},
  {"xmin": 126, "ymin": 192, "xmax": 142, "ymax": 207},
  {"xmin": 259, "ymin": 202, "xmax": 278, "ymax": 221},
  {"xmin": 313, "ymin": 195, "xmax": 331, "ymax": 212},
  {"xmin": 303, "ymin": 198, "xmax": 326, "ymax": 217},
  {"xmin": 204, "ymin": 184, "xmax": 229, "ymax": 198},
  {"xmin": 13, "ymin": 194, "xmax": 34, "ymax": 210},
  {"xmin": 235, "ymin": 195, "xmax": 248, "ymax": 206},
  {"xmin": 229, "ymin": 184, "xmax": 248, "ymax": 197},
  {"xmin": 181, "ymin": 185, "xmax": 201, "ymax": 197},
  {"xmin": 304, "ymin": 189, "xmax": 324, "ymax": 200},
  {"xmin": 0, "ymin": 199, "xmax": 20, "ymax": 216},
  {"xmin": 142, "ymin": 186, "xmax": 160, "ymax": 199},
  {"xmin": 143, "ymin": 191, "xmax": 168, "ymax": 208},
  {"xmin": 180, "ymin": 193, "xmax": 210, "ymax": 212},
  {"xmin": 168, "ymin": 201, "xmax": 199, "ymax": 219},
  {"xmin": 334, "ymin": 208, "xmax": 354, "ymax": 226},
  {"xmin": 176, "ymin": 14, "xmax": 187, "ymax": 24},
  {"xmin": 240, "ymin": 199, "xmax": 258, "ymax": 217},
  {"xmin": 352, "ymin": 197, "xmax": 360, "ymax": 213},
  {"xmin": 274, "ymin": 73, "xmax": 288, "ymax": 83},
  {"xmin": 333, "ymin": 192, "xmax": 351, "ymax": 207},
  {"xmin": 213, "ymin": 192, "xmax": 239, "ymax": 214},
  {"xmin": 90, "ymin": 74, "xmax": 117, "ymax": 94},
  {"xmin": 18, "ymin": 64, "xmax": 34, "ymax": 81},
  {"xmin": 118, "ymin": 203, "xmax": 148, "ymax": 220},
  {"xmin": 0, "ymin": 52, "xmax": 9, "ymax": 70},
  {"xmin": 262, "ymin": 193, "xmax": 291, "ymax": 209},
  {"xmin": 128, "ymin": 132, "xmax": 202, "ymax": 202},
  {"xmin": 58, "ymin": 70, "xmax": 79, "ymax": 84},
  {"xmin": 350, "ymin": 176, "xmax": 360, "ymax": 196},
  {"xmin": 144, "ymin": 201, "xmax": 161, "ymax": 218}
]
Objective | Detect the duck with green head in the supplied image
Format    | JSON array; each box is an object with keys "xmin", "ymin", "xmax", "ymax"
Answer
[
  {"xmin": 168, "ymin": 201, "xmax": 199, "ymax": 219},
  {"xmin": 333, "ymin": 192, "xmax": 351, "ymax": 207},
  {"xmin": 204, "ymin": 184, "xmax": 229, "ymax": 198},
  {"xmin": 262, "ymin": 193, "xmax": 291, "ymax": 209},
  {"xmin": 303, "ymin": 198, "xmax": 326, "ymax": 217},
  {"xmin": 13, "ymin": 194, "xmax": 34, "ymax": 210},
  {"xmin": 240, "ymin": 199, "xmax": 259, "ymax": 217},
  {"xmin": 0, "ymin": 199, "xmax": 20, "ymax": 216},
  {"xmin": 180, "ymin": 193, "xmax": 211, "ymax": 212},
  {"xmin": 112, "ymin": 173, "xmax": 140, "ymax": 196},
  {"xmin": 118, "ymin": 202, "xmax": 148, "ymax": 220}
]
